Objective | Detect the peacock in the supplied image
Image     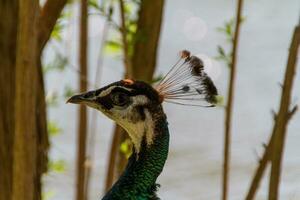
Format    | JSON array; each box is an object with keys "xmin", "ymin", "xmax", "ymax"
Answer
[{"xmin": 68, "ymin": 50, "xmax": 219, "ymax": 200}]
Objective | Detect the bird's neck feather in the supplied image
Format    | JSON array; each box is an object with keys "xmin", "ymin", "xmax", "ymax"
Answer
[{"xmin": 103, "ymin": 114, "xmax": 169, "ymax": 199}]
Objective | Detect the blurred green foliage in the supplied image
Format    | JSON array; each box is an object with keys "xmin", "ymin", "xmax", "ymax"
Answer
[
  {"xmin": 216, "ymin": 16, "xmax": 246, "ymax": 68},
  {"xmin": 42, "ymin": 191, "xmax": 55, "ymax": 200},
  {"xmin": 47, "ymin": 121, "xmax": 62, "ymax": 136},
  {"xmin": 43, "ymin": 52, "xmax": 68, "ymax": 73},
  {"xmin": 48, "ymin": 159, "xmax": 66, "ymax": 173},
  {"xmin": 120, "ymin": 139, "xmax": 133, "ymax": 159}
]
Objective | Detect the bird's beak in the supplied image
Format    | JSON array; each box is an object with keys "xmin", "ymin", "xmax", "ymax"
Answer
[{"xmin": 67, "ymin": 91, "xmax": 95, "ymax": 105}]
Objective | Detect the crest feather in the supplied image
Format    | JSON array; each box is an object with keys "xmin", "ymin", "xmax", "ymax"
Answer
[{"xmin": 155, "ymin": 50, "xmax": 220, "ymax": 107}]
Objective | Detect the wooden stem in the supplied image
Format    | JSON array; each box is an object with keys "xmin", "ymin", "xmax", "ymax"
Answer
[
  {"xmin": 222, "ymin": 0, "xmax": 244, "ymax": 200},
  {"xmin": 38, "ymin": 0, "xmax": 68, "ymax": 51},
  {"xmin": 119, "ymin": 0, "xmax": 133, "ymax": 78},
  {"xmin": 268, "ymin": 25, "xmax": 300, "ymax": 200},
  {"xmin": 76, "ymin": 0, "xmax": 88, "ymax": 200}
]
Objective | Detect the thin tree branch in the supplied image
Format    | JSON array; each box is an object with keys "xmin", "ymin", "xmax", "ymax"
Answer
[
  {"xmin": 38, "ymin": 0, "xmax": 68, "ymax": 51},
  {"xmin": 245, "ymin": 105, "xmax": 298, "ymax": 200},
  {"xmin": 119, "ymin": 0, "xmax": 133, "ymax": 78},
  {"xmin": 76, "ymin": 0, "xmax": 88, "ymax": 200},
  {"xmin": 245, "ymin": 123, "xmax": 276, "ymax": 200},
  {"xmin": 85, "ymin": 12, "xmax": 111, "ymax": 199},
  {"xmin": 268, "ymin": 25, "xmax": 300, "ymax": 200},
  {"xmin": 222, "ymin": 0, "xmax": 244, "ymax": 200}
]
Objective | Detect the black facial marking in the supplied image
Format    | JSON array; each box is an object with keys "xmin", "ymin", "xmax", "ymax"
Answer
[
  {"xmin": 116, "ymin": 81, "xmax": 160, "ymax": 104},
  {"xmin": 136, "ymin": 106, "xmax": 146, "ymax": 121},
  {"xmin": 92, "ymin": 80, "xmax": 161, "ymax": 111},
  {"xmin": 110, "ymin": 91, "xmax": 130, "ymax": 106},
  {"xmin": 96, "ymin": 95, "xmax": 113, "ymax": 110},
  {"xmin": 83, "ymin": 90, "xmax": 95, "ymax": 99}
]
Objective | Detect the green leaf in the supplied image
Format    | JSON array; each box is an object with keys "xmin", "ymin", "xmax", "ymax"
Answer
[
  {"xmin": 89, "ymin": 0, "xmax": 101, "ymax": 10},
  {"xmin": 124, "ymin": 2, "xmax": 134, "ymax": 15},
  {"xmin": 120, "ymin": 139, "xmax": 132, "ymax": 159},
  {"xmin": 48, "ymin": 121, "xmax": 62, "ymax": 136},
  {"xmin": 225, "ymin": 22, "xmax": 232, "ymax": 36},
  {"xmin": 42, "ymin": 190, "xmax": 55, "ymax": 200},
  {"xmin": 48, "ymin": 159, "xmax": 66, "ymax": 173},
  {"xmin": 127, "ymin": 20, "xmax": 137, "ymax": 34},
  {"xmin": 104, "ymin": 40, "xmax": 122, "ymax": 55},
  {"xmin": 217, "ymin": 45, "xmax": 226, "ymax": 57},
  {"xmin": 51, "ymin": 23, "xmax": 63, "ymax": 41}
]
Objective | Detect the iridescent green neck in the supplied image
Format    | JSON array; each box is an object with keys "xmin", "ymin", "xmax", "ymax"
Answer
[{"xmin": 102, "ymin": 116, "xmax": 169, "ymax": 200}]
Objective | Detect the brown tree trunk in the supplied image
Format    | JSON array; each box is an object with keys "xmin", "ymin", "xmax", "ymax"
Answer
[
  {"xmin": 36, "ymin": 2, "xmax": 69, "ymax": 196},
  {"xmin": 131, "ymin": 0, "xmax": 165, "ymax": 82},
  {"xmin": 104, "ymin": 0, "xmax": 165, "ymax": 192},
  {"xmin": 0, "ymin": 1, "xmax": 18, "ymax": 200},
  {"xmin": 12, "ymin": 1, "xmax": 39, "ymax": 200},
  {"xmin": 0, "ymin": 1, "xmax": 67, "ymax": 200}
]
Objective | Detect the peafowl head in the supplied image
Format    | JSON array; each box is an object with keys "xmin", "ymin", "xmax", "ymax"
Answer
[
  {"xmin": 67, "ymin": 79, "xmax": 165, "ymax": 153},
  {"xmin": 67, "ymin": 50, "xmax": 221, "ymax": 153}
]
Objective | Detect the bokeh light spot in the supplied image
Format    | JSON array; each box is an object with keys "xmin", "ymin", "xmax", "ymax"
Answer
[{"xmin": 183, "ymin": 17, "xmax": 207, "ymax": 41}]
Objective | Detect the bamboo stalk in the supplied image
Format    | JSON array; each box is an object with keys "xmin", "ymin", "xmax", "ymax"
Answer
[{"xmin": 222, "ymin": 0, "xmax": 244, "ymax": 200}]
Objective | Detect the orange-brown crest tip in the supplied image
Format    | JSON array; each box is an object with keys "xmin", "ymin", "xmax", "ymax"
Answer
[
  {"xmin": 122, "ymin": 79, "xmax": 134, "ymax": 85},
  {"xmin": 158, "ymin": 94, "xmax": 165, "ymax": 103},
  {"xmin": 180, "ymin": 50, "xmax": 191, "ymax": 59}
]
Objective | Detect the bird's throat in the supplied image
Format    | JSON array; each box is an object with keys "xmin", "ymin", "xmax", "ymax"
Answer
[{"xmin": 102, "ymin": 116, "xmax": 169, "ymax": 199}]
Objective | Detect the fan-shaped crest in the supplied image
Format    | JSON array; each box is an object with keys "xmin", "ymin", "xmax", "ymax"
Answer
[{"xmin": 155, "ymin": 50, "xmax": 220, "ymax": 107}]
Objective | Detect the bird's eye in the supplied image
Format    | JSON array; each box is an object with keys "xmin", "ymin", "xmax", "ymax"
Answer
[{"xmin": 110, "ymin": 92, "xmax": 130, "ymax": 106}]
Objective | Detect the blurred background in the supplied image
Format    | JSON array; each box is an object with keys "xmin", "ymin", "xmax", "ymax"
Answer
[{"xmin": 1, "ymin": 0, "xmax": 300, "ymax": 200}]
